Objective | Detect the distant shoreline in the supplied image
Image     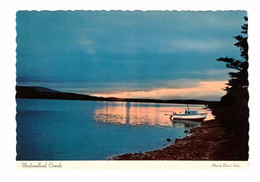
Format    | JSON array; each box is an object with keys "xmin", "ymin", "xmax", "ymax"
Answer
[{"xmin": 16, "ymin": 86, "xmax": 219, "ymax": 105}]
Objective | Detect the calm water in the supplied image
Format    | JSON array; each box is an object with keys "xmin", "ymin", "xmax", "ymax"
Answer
[{"xmin": 16, "ymin": 99, "xmax": 214, "ymax": 160}]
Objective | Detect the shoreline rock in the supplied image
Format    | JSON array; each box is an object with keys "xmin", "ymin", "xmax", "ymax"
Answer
[{"xmin": 111, "ymin": 119, "xmax": 236, "ymax": 160}]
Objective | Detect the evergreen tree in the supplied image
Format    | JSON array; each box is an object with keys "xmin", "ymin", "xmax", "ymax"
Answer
[
  {"xmin": 217, "ymin": 16, "xmax": 248, "ymax": 105},
  {"xmin": 216, "ymin": 17, "xmax": 249, "ymax": 160}
]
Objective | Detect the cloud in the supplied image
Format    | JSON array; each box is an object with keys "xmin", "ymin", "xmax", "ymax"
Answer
[
  {"xmin": 205, "ymin": 69, "xmax": 230, "ymax": 76},
  {"xmin": 78, "ymin": 39, "xmax": 95, "ymax": 54},
  {"xmin": 162, "ymin": 39, "xmax": 233, "ymax": 53},
  {"xmin": 16, "ymin": 11, "xmax": 246, "ymax": 101},
  {"xmin": 69, "ymin": 79, "xmax": 203, "ymax": 94},
  {"xmin": 92, "ymin": 80, "xmax": 227, "ymax": 101}
]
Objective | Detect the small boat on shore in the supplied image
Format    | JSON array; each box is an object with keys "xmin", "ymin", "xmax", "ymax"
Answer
[{"xmin": 170, "ymin": 105, "xmax": 207, "ymax": 121}]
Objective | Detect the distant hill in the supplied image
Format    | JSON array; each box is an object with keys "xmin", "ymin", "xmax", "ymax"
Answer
[
  {"xmin": 16, "ymin": 86, "xmax": 100, "ymax": 101},
  {"xmin": 16, "ymin": 86, "xmax": 218, "ymax": 105},
  {"xmin": 29, "ymin": 86, "xmax": 61, "ymax": 93}
]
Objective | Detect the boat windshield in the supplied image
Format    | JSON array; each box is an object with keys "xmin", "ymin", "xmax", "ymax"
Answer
[{"xmin": 185, "ymin": 110, "xmax": 199, "ymax": 115}]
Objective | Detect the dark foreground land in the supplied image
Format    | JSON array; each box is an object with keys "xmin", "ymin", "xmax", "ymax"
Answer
[
  {"xmin": 112, "ymin": 119, "xmax": 242, "ymax": 160},
  {"xmin": 112, "ymin": 104, "xmax": 248, "ymax": 160}
]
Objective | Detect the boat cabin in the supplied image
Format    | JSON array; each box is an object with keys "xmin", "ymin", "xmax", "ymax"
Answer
[{"xmin": 184, "ymin": 109, "xmax": 199, "ymax": 115}]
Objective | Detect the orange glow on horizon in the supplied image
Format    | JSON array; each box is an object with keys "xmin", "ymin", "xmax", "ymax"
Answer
[{"xmin": 92, "ymin": 80, "xmax": 227, "ymax": 100}]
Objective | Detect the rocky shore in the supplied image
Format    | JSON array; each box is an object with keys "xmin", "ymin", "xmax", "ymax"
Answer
[
  {"xmin": 111, "ymin": 119, "xmax": 223, "ymax": 160},
  {"xmin": 112, "ymin": 116, "xmax": 247, "ymax": 160}
]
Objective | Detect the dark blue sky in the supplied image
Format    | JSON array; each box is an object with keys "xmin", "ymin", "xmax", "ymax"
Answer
[{"xmin": 16, "ymin": 11, "xmax": 247, "ymax": 100}]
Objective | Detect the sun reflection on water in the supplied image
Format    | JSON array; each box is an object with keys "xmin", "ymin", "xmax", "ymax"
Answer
[{"xmin": 94, "ymin": 102, "xmax": 214, "ymax": 127}]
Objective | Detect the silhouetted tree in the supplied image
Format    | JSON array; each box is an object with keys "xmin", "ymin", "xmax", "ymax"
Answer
[
  {"xmin": 217, "ymin": 17, "xmax": 248, "ymax": 104},
  {"xmin": 216, "ymin": 17, "xmax": 249, "ymax": 160}
]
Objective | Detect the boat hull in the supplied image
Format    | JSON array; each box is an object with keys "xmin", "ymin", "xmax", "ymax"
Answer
[{"xmin": 171, "ymin": 113, "xmax": 207, "ymax": 121}]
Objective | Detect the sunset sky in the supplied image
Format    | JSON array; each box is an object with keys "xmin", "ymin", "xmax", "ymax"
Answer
[{"xmin": 16, "ymin": 11, "xmax": 247, "ymax": 100}]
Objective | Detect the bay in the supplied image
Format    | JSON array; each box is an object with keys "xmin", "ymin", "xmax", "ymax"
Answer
[{"xmin": 16, "ymin": 99, "xmax": 213, "ymax": 160}]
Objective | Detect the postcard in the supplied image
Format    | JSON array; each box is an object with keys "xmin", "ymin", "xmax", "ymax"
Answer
[{"xmin": 15, "ymin": 10, "xmax": 249, "ymax": 169}]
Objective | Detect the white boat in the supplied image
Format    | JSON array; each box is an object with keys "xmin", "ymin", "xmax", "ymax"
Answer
[{"xmin": 170, "ymin": 105, "xmax": 207, "ymax": 121}]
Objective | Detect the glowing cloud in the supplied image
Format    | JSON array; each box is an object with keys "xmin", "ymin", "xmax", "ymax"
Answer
[{"xmin": 92, "ymin": 80, "xmax": 227, "ymax": 101}]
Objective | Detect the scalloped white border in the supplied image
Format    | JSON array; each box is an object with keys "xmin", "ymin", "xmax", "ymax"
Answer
[{"xmin": 1, "ymin": 0, "xmax": 259, "ymax": 181}]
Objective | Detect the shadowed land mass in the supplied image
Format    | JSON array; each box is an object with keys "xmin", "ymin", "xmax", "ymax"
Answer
[{"xmin": 16, "ymin": 86, "xmax": 218, "ymax": 105}]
